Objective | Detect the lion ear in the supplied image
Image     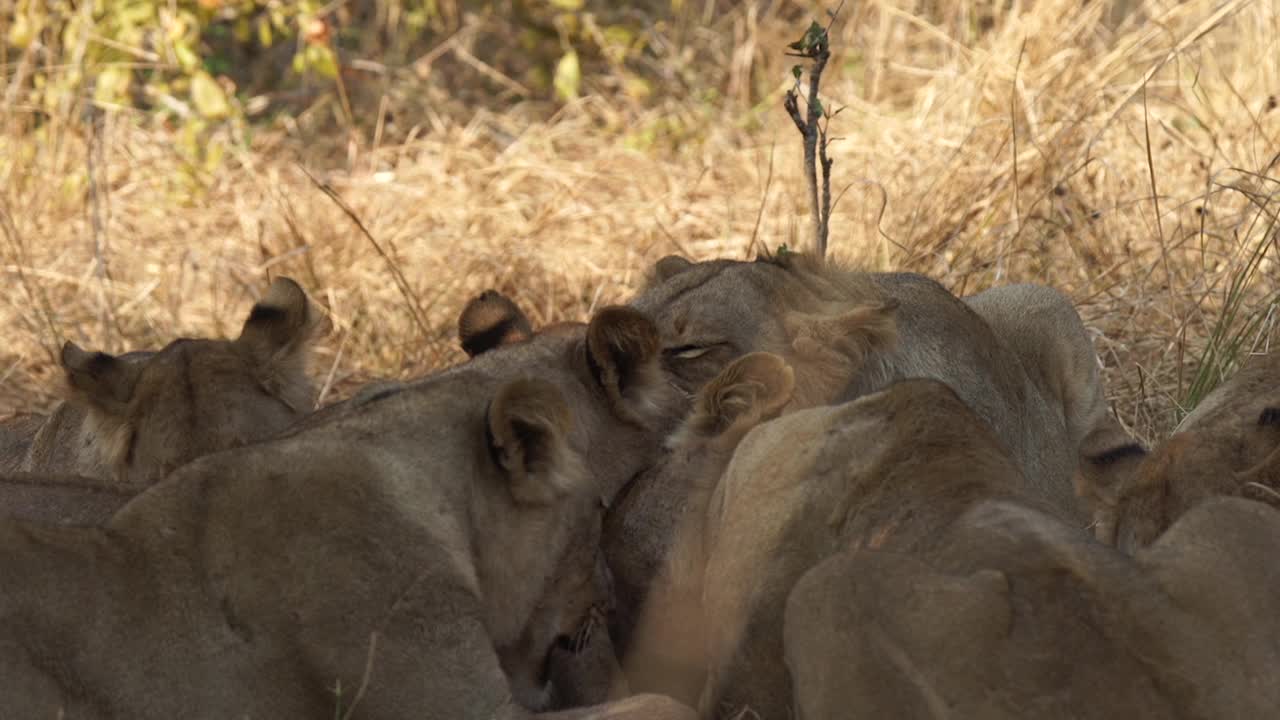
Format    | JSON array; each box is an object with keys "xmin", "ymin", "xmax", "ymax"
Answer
[
  {"xmin": 487, "ymin": 378, "xmax": 583, "ymax": 505},
  {"xmin": 651, "ymin": 255, "xmax": 694, "ymax": 284},
  {"xmin": 458, "ymin": 290, "xmax": 534, "ymax": 358},
  {"xmin": 1074, "ymin": 425, "xmax": 1148, "ymax": 545},
  {"xmin": 60, "ymin": 341, "xmax": 143, "ymax": 416},
  {"xmin": 586, "ymin": 306, "xmax": 665, "ymax": 426},
  {"xmin": 678, "ymin": 352, "xmax": 795, "ymax": 451},
  {"xmin": 234, "ymin": 277, "xmax": 315, "ymax": 366}
]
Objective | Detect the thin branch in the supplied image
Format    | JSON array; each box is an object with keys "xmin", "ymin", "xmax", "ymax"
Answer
[
  {"xmin": 339, "ymin": 631, "xmax": 379, "ymax": 720},
  {"xmin": 299, "ymin": 165, "xmax": 432, "ymax": 343},
  {"xmin": 782, "ymin": 1, "xmax": 844, "ymax": 259},
  {"xmin": 819, "ymin": 121, "xmax": 833, "ymax": 255},
  {"xmin": 747, "ymin": 141, "xmax": 777, "ymax": 256},
  {"xmin": 0, "ymin": 199, "xmax": 61, "ymax": 365},
  {"xmin": 85, "ymin": 105, "xmax": 123, "ymax": 346},
  {"xmin": 1142, "ymin": 84, "xmax": 1166, "ymax": 248},
  {"xmin": 1011, "ymin": 38, "xmax": 1025, "ymax": 234}
]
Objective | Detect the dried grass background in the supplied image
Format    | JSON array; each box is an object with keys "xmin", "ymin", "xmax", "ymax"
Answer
[{"xmin": 2, "ymin": 0, "xmax": 1277, "ymax": 447}]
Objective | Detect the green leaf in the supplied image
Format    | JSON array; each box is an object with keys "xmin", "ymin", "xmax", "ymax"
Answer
[
  {"xmin": 118, "ymin": 2, "xmax": 156, "ymax": 26},
  {"xmin": 257, "ymin": 16, "xmax": 273, "ymax": 47},
  {"xmin": 622, "ymin": 73, "xmax": 652, "ymax": 101},
  {"xmin": 792, "ymin": 65, "xmax": 803, "ymax": 80},
  {"xmin": 553, "ymin": 49, "xmax": 581, "ymax": 102},
  {"xmin": 190, "ymin": 71, "xmax": 231, "ymax": 119},
  {"xmin": 810, "ymin": 97, "xmax": 824, "ymax": 116},
  {"xmin": 93, "ymin": 66, "xmax": 131, "ymax": 105},
  {"xmin": 603, "ymin": 24, "xmax": 636, "ymax": 63},
  {"xmin": 787, "ymin": 39, "xmax": 805, "ymax": 51},
  {"xmin": 7, "ymin": 13, "xmax": 35, "ymax": 50},
  {"xmin": 306, "ymin": 44, "xmax": 339, "ymax": 79},
  {"xmin": 173, "ymin": 41, "xmax": 201, "ymax": 72}
]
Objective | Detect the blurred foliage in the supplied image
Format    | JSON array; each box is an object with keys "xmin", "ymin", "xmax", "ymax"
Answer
[
  {"xmin": 0, "ymin": 1, "xmax": 787, "ymax": 144},
  {"xmin": 3, "ymin": 0, "xmax": 350, "ymax": 181}
]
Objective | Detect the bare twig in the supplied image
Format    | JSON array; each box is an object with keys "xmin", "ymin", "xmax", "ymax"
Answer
[
  {"xmin": 783, "ymin": 1, "xmax": 844, "ymax": 258},
  {"xmin": 747, "ymin": 141, "xmax": 776, "ymax": 256},
  {"xmin": 819, "ymin": 120, "xmax": 833, "ymax": 254},
  {"xmin": 1141, "ymin": 84, "xmax": 1166, "ymax": 248},
  {"xmin": 85, "ymin": 105, "xmax": 123, "ymax": 347},
  {"xmin": 1010, "ymin": 39, "xmax": 1025, "ymax": 233},
  {"xmin": 315, "ymin": 314, "xmax": 354, "ymax": 410},
  {"xmin": 1244, "ymin": 482, "xmax": 1280, "ymax": 504},
  {"xmin": 299, "ymin": 166, "xmax": 433, "ymax": 343},
  {"xmin": 338, "ymin": 631, "xmax": 379, "ymax": 720},
  {"xmin": 0, "ymin": 195, "xmax": 62, "ymax": 365}
]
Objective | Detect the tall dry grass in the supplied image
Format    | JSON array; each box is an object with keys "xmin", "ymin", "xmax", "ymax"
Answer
[{"xmin": 1, "ymin": 0, "xmax": 1277, "ymax": 445}]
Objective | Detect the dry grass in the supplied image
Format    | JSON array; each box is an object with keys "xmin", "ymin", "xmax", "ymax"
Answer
[{"xmin": 2, "ymin": 0, "xmax": 1277, "ymax": 446}]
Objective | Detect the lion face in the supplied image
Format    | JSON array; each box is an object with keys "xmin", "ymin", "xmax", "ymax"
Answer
[
  {"xmin": 0, "ymin": 303, "xmax": 688, "ymax": 718},
  {"xmin": 1093, "ymin": 406, "xmax": 1280, "ymax": 552},
  {"xmin": 631, "ymin": 254, "xmax": 897, "ymax": 409},
  {"xmin": 1081, "ymin": 350, "xmax": 1280, "ymax": 552},
  {"xmin": 425, "ymin": 304, "xmax": 683, "ymax": 707}
]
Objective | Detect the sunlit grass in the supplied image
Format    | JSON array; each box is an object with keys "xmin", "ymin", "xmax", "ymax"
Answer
[{"xmin": 1, "ymin": 0, "xmax": 1277, "ymax": 448}]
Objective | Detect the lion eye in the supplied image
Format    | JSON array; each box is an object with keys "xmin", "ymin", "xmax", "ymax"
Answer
[{"xmin": 668, "ymin": 345, "xmax": 710, "ymax": 360}]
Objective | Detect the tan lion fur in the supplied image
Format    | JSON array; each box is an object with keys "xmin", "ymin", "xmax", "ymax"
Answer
[
  {"xmin": 0, "ymin": 305, "xmax": 685, "ymax": 719},
  {"xmin": 0, "ymin": 472, "xmax": 133, "ymax": 525},
  {"xmin": 785, "ymin": 497, "xmax": 1280, "ymax": 720},
  {"xmin": 1079, "ymin": 349, "xmax": 1280, "ymax": 551},
  {"xmin": 634, "ymin": 253, "xmax": 1090, "ymax": 523},
  {"xmin": 1, "ymin": 277, "xmax": 319, "ymax": 492},
  {"xmin": 964, "ymin": 283, "xmax": 1146, "ymax": 503},
  {"xmin": 685, "ymin": 379, "xmax": 1055, "ymax": 719},
  {"xmin": 601, "ymin": 353, "xmax": 795, "ymax": 705}
]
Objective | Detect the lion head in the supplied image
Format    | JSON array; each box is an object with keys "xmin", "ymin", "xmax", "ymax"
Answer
[
  {"xmin": 632, "ymin": 253, "xmax": 898, "ymax": 410},
  {"xmin": 33, "ymin": 276, "xmax": 318, "ymax": 489},
  {"xmin": 632, "ymin": 253, "xmax": 1096, "ymax": 522},
  {"xmin": 0, "ymin": 302, "xmax": 690, "ymax": 718},
  {"xmin": 1081, "ymin": 405, "xmax": 1280, "ymax": 552},
  {"xmin": 1078, "ymin": 350, "xmax": 1280, "ymax": 552}
]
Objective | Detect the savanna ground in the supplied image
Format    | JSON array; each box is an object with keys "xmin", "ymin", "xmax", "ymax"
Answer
[{"xmin": 1, "ymin": 0, "xmax": 1277, "ymax": 448}]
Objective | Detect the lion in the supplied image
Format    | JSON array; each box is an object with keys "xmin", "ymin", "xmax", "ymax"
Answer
[
  {"xmin": 785, "ymin": 496, "xmax": 1280, "ymax": 720},
  {"xmin": 0, "ymin": 412, "xmax": 43, "ymax": 473},
  {"xmin": 963, "ymin": 283, "xmax": 1147, "ymax": 491},
  {"xmin": 456, "ymin": 298, "xmax": 784, "ymax": 711},
  {"xmin": 0, "ymin": 277, "xmax": 319, "ymax": 492},
  {"xmin": 0, "ymin": 472, "xmax": 133, "ymax": 526},
  {"xmin": 633, "ymin": 253, "xmax": 1088, "ymax": 522},
  {"xmin": 1078, "ymin": 349, "xmax": 1280, "ymax": 551},
  {"xmin": 685, "ymin": 378, "xmax": 1058, "ymax": 719},
  {"xmin": 601, "ymin": 352, "xmax": 795, "ymax": 705},
  {"xmin": 0, "ymin": 303, "xmax": 696, "ymax": 719}
]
